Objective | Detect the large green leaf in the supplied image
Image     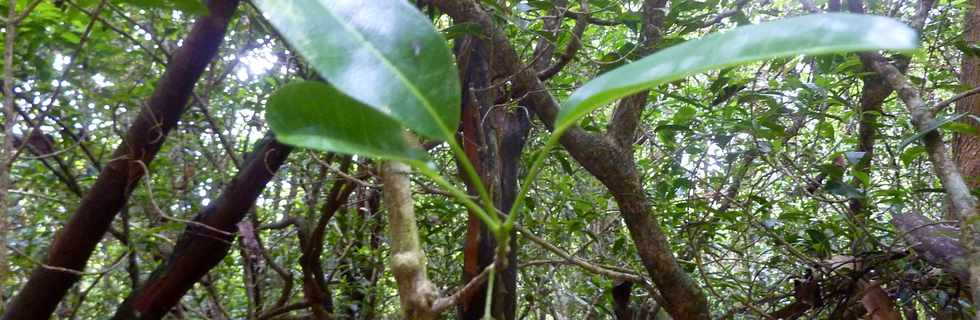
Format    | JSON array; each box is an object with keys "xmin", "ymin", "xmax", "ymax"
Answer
[
  {"xmin": 267, "ymin": 81, "xmax": 425, "ymax": 161},
  {"xmin": 117, "ymin": 0, "xmax": 209, "ymax": 16},
  {"xmin": 253, "ymin": 0, "xmax": 461, "ymax": 140},
  {"xmin": 555, "ymin": 13, "xmax": 918, "ymax": 134}
]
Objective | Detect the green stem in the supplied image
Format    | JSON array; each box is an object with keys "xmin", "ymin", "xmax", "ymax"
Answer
[
  {"xmin": 444, "ymin": 137, "xmax": 500, "ymax": 226},
  {"xmin": 502, "ymin": 133, "xmax": 562, "ymax": 230},
  {"xmin": 413, "ymin": 160, "xmax": 500, "ymax": 231},
  {"xmin": 482, "ymin": 267, "xmax": 497, "ymax": 319}
]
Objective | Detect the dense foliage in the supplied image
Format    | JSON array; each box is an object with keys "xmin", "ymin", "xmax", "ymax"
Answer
[{"xmin": 0, "ymin": 0, "xmax": 978, "ymax": 319}]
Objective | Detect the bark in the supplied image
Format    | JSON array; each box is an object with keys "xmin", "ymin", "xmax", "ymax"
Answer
[
  {"xmin": 1, "ymin": 1, "xmax": 239, "ymax": 318},
  {"xmin": 424, "ymin": 1, "xmax": 711, "ymax": 319},
  {"xmin": 110, "ymin": 137, "xmax": 291, "ymax": 320},
  {"xmin": 537, "ymin": 2, "xmax": 589, "ymax": 81},
  {"xmin": 860, "ymin": 52, "xmax": 980, "ymax": 303},
  {"xmin": 893, "ymin": 213, "xmax": 969, "ymax": 284},
  {"xmin": 455, "ymin": 34, "xmax": 528, "ymax": 320},
  {"xmin": 529, "ymin": 0, "xmax": 567, "ymax": 72},
  {"xmin": 612, "ymin": 281, "xmax": 634, "ymax": 320},
  {"xmin": 381, "ymin": 162, "xmax": 439, "ymax": 319},
  {"xmin": 955, "ymin": 0, "xmax": 980, "ymax": 190}
]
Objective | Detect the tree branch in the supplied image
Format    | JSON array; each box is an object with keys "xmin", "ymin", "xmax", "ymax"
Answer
[{"xmin": 860, "ymin": 51, "xmax": 980, "ymax": 300}]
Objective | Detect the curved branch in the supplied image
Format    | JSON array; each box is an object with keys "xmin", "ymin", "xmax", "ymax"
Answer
[{"xmin": 537, "ymin": 0, "xmax": 588, "ymax": 81}]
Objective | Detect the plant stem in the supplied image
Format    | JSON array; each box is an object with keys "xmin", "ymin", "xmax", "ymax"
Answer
[
  {"xmin": 382, "ymin": 161, "xmax": 438, "ymax": 319},
  {"xmin": 413, "ymin": 161, "xmax": 499, "ymax": 231}
]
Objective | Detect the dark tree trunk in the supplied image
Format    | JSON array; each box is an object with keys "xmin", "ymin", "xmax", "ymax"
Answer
[
  {"xmin": 1, "ymin": 1, "xmax": 240, "ymax": 318},
  {"xmin": 427, "ymin": 1, "xmax": 711, "ymax": 319},
  {"xmin": 455, "ymin": 34, "xmax": 529, "ymax": 320},
  {"xmin": 612, "ymin": 281, "xmax": 634, "ymax": 320},
  {"xmin": 111, "ymin": 137, "xmax": 291, "ymax": 320}
]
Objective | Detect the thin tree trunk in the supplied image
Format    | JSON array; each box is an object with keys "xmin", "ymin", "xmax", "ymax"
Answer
[
  {"xmin": 111, "ymin": 136, "xmax": 291, "ymax": 320},
  {"xmin": 1, "ymin": 1, "xmax": 240, "ymax": 318}
]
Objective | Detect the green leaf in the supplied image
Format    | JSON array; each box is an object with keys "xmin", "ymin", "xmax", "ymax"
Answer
[
  {"xmin": 171, "ymin": 0, "xmax": 209, "ymax": 16},
  {"xmin": 440, "ymin": 22, "xmax": 484, "ymax": 40},
  {"xmin": 901, "ymin": 145, "xmax": 925, "ymax": 165},
  {"xmin": 555, "ymin": 13, "xmax": 918, "ymax": 134},
  {"xmin": 673, "ymin": 106, "xmax": 698, "ymax": 125},
  {"xmin": 946, "ymin": 122, "xmax": 980, "ymax": 136},
  {"xmin": 253, "ymin": 0, "xmax": 461, "ymax": 141},
  {"xmin": 898, "ymin": 112, "xmax": 968, "ymax": 151},
  {"xmin": 816, "ymin": 121, "xmax": 835, "ymax": 139},
  {"xmin": 266, "ymin": 81, "xmax": 425, "ymax": 161},
  {"xmin": 116, "ymin": 0, "xmax": 209, "ymax": 15},
  {"xmin": 825, "ymin": 180, "xmax": 864, "ymax": 199}
]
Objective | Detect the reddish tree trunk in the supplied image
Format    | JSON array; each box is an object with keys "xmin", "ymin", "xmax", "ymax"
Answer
[
  {"xmin": 454, "ymin": 35, "xmax": 529, "ymax": 320},
  {"xmin": 955, "ymin": 0, "xmax": 980, "ymax": 189},
  {"xmin": 1, "ymin": 1, "xmax": 239, "ymax": 318},
  {"xmin": 111, "ymin": 137, "xmax": 291, "ymax": 320}
]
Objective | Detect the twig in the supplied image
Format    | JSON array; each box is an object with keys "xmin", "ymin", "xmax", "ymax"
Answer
[
  {"xmin": 703, "ymin": 0, "xmax": 753, "ymax": 27},
  {"xmin": 929, "ymin": 85, "xmax": 980, "ymax": 115},
  {"xmin": 430, "ymin": 263, "xmax": 494, "ymax": 313},
  {"xmin": 134, "ymin": 160, "xmax": 233, "ymax": 238},
  {"xmin": 7, "ymin": 244, "xmax": 128, "ymax": 276},
  {"xmin": 515, "ymin": 225, "xmax": 646, "ymax": 283}
]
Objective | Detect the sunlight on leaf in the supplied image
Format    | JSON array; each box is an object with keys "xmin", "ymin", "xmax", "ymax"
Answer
[{"xmin": 253, "ymin": 0, "xmax": 461, "ymax": 141}]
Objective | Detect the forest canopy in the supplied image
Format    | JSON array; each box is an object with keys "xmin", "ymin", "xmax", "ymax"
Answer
[{"xmin": 0, "ymin": 0, "xmax": 979, "ymax": 319}]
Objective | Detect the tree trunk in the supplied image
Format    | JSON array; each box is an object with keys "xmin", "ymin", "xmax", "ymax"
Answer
[
  {"xmin": 111, "ymin": 137, "xmax": 291, "ymax": 320},
  {"xmin": 425, "ymin": 1, "xmax": 711, "ymax": 319},
  {"xmin": 956, "ymin": 0, "xmax": 980, "ymax": 190},
  {"xmin": 454, "ymin": 34, "xmax": 528, "ymax": 320},
  {"xmin": 1, "ymin": 1, "xmax": 240, "ymax": 318}
]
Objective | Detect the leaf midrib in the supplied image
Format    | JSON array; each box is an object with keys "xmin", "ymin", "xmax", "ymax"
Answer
[{"xmin": 316, "ymin": 0, "xmax": 453, "ymax": 140}]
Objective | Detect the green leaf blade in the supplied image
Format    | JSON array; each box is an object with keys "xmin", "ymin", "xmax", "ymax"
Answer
[
  {"xmin": 253, "ymin": 0, "xmax": 461, "ymax": 140},
  {"xmin": 556, "ymin": 13, "xmax": 918, "ymax": 133},
  {"xmin": 267, "ymin": 81, "xmax": 426, "ymax": 161}
]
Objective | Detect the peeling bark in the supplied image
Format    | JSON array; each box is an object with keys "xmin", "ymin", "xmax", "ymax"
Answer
[{"xmin": 455, "ymin": 33, "xmax": 527, "ymax": 320}]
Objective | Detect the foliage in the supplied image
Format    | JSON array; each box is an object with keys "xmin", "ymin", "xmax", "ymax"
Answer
[{"xmin": 1, "ymin": 0, "xmax": 978, "ymax": 318}]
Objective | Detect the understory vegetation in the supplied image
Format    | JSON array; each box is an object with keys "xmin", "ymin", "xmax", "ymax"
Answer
[{"xmin": 1, "ymin": 0, "xmax": 979, "ymax": 319}]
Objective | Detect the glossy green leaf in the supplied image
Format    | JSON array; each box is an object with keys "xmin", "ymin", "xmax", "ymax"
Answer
[
  {"xmin": 253, "ymin": 0, "xmax": 461, "ymax": 140},
  {"xmin": 267, "ymin": 81, "xmax": 425, "ymax": 161},
  {"xmin": 556, "ymin": 13, "xmax": 918, "ymax": 134}
]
